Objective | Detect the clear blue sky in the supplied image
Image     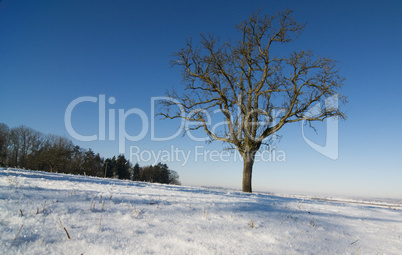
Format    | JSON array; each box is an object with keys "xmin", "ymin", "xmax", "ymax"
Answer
[{"xmin": 1, "ymin": 0, "xmax": 401, "ymax": 199}]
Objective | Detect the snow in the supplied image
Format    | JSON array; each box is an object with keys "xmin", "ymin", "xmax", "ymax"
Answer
[{"xmin": 1, "ymin": 168, "xmax": 401, "ymax": 254}]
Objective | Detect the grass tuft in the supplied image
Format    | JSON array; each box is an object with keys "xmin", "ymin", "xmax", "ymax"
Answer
[
  {"xmin": 249, "ymin": 220, "xmax": 254, "ymax": 229},
  {"xmin": 354, "ymin": 246, "xmax": 361, "ymax": 255},
  {"xmin": 14, "ymin": 224, "xmax": 23, "ymax": 241},
  {"xmin": 134, "ymin": 207, "xmax": 144, "ymax": 219},
  {"xmin": 59, "ymin": 218, "xmax": 71, "ymax": 239}
]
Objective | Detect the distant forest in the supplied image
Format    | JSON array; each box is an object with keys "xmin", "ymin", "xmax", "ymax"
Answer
[{"xmin": 0, "ymin": 123, "xmax": 180, "ymax": 185}]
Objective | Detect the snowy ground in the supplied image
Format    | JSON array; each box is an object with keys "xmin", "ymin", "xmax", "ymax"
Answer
[{"xmin": 1, "ymin": 168, "xmax": 401, "ymax": 254}]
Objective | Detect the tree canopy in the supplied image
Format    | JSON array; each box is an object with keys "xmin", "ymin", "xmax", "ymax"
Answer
[{"xmin": 161, "ymin": 10, "xmax": 346, "ymax": 192}]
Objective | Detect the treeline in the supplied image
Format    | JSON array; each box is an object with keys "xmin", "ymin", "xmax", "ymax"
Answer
[{"xmin": 0, "ymin": 123, "xmax": 180, "ymax": 185}]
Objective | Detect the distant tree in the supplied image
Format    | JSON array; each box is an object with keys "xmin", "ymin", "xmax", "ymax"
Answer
[
  {"xmin": 81, "ymin": 148, "xmax": 103, "ymax": 176},
  {"xmin": 0, "ymin": 123, "xmax": 181, "ymax": 186},
  {"xmin": 0, "ymin": 123, "xmax": 10, "ymax": 166},
  {"xmin": 139, "ymin": 162, "xmax": 181, "ymax": 185},
  {"xmin": 103, "ymin": 157, "xmax": 116, "ymax": 178},
  {"xmin": 82, "ymin": 148, "xmax": 95, "ymax": 175},
  {"xmin": 70, "ymin": 145, "xmax": 85, "ymax": 174},
  {"xmin": 156, "ymin": 162, "xmax": 170, "ymax": 184},
  {"xmin": 0, "ymin": 123, "xmax": 115, "ymax": 179},
  {"xmin": 25, "ymin": 131, "xmax": 44, "ymax": 170},
  {"xmin": 7, "ymin": 126, "xmax": 43, "ymax": 168},
  {"xmin": 132, "ymin": 163, "xmax": 140, "ymax": 181},
  {"xmin": 139, "ymin": 165, "xmax": 153, "ymax": 182},
  {"xmin": 168, "ymin": 170, "xmax": 181, "ymax": 185},
  {"xmin": 115, "ymin": 154, "xmax": 131, "ymax": 180},
  {"xmin": 8, "ymin": 128, "xmax": 19, "ymax": 167},
  {"xmin": 93, "ymin": 153, "xmax": 104, "ymax": 177},
  {"xmin": 41, "ymin": 134, "xmax": 74, "ymax": 172},
  {"xmin": 160, "ymin": 10, "xmax": 346, "ymax": 192}
]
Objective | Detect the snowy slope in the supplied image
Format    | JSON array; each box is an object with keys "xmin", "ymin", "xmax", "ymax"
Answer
[{"xmin": 0, "ymin": 168, "xmax": 401, "ymax": 254}]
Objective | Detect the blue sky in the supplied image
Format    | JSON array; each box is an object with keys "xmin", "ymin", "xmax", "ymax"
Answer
[{"xmin": 1, "ymin": 0, "xmax": 401, "ymax": 198}]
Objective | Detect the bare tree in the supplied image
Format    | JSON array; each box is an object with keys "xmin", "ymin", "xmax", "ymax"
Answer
[
  {"xmin": 41, "ymin": 134, "xmax": 74, "ymax": 172},
  {"xmin": 160, "ymin": 10, "xmax": 346, "ymax": 193},
  {"xmin": 0, "ymin": 123, "xmax": 10, "ymax": 166},
  {"xmin": 7, "ymin": 126, "xmax": 43, "ymax": 168}
]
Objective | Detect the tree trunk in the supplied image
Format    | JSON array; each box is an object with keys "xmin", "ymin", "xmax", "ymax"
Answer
[{"xmin": 242, "ymin": 152, "xmax": 255, "ymax": 193}]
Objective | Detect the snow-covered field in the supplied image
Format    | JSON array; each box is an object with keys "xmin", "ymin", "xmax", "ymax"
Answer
[{"xmin": 1, "ymin": 168, "xmax": 401, "ymax": 254}]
